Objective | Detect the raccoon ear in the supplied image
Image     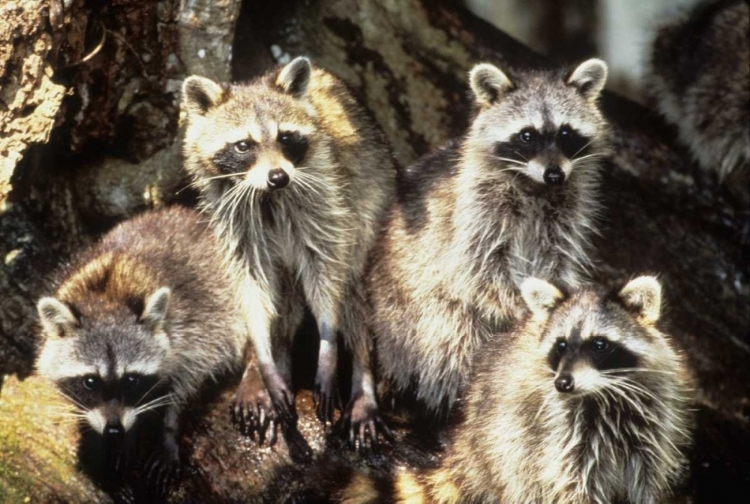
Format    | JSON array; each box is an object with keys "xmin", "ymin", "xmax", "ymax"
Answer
[
  {"xmin": 521, "ymin": 278, "xmax": 565, "ymax": 317},
  {"xmin": 182, "ymin": 76, "xmax": 225, "ymax": 116},
  {"xmin": 469, "ymin": 63, "xmax": 514, "ymax": 107},
  {"xmin": 141, "ymin": 287, "xmax": 171, "ymax": 332},
  {"xmin": 37, "ymin": 297, "xmax": 78, "ymax": 339},
  {"xmin": 276, "ymin": 56, "xmax": 312, "ymax": 98},
  {"xmin": 617, "ymin": 276, "xmax": 662, "ymax": 324},
  {"xmin": 567, "ymin": 58, "xmax": 608, "ymax": 101}
]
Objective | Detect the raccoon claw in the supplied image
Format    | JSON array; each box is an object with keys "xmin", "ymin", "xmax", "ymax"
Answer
[
  {"xmin": 145, "ymin": 444, "xmax": 180, "ymax": 497},
  {"xmin": 231, "ymin": 376, "xmax": 283, "ymax": 445},
  {"xmin": 313, "ymin": 381, "xmax": 340, "ymax": 425},
  {"xmin": 343, "ymin": 394, "xmax": 389, "ymax": 451},
  {"xmin": 266, "ymin": 374, "xmax": 296, "ymax": 425}
]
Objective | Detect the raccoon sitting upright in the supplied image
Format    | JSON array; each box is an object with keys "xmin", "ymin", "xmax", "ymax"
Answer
[
  {"xmin": 181, "ymin": 57, "xmax": 396, "ymax": 444},
  {"xmin": 35, "ymin": 206, "xmax": 246, "ymax": 487},
  {"xmin": 368, "ymin": 59, "xmax": 610, "ymax": 414},
  {"xmin": 427, "ymin": 276, "xmax": 694, "ymax": 503}
]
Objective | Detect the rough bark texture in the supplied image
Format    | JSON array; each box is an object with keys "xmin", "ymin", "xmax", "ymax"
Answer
[{"xmin": 0, "ymin": 0, "xmax": 748, "ymax": 502}]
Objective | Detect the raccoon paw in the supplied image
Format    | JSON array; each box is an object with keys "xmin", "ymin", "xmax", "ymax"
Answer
[
  {"xmin": 145, "ymin": 440, "xmax": 180, "ymax": 497},
  {"xmin": 265, "ymin": 371, "xmax": 296, "ymax": 425},
  {"xmin": 343, "ymin": 393, "xmax": 391, "ymax": 451},
  {"xmin": 232, "ymin": 375, "xmax": 276, "ymax": 444},
  {"xmin": 313, "ymin": 376, "xmax": 341, "ymax": 426}
]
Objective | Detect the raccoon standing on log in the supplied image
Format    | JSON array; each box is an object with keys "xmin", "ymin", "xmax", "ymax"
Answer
[
  {"xmin": 312, "ymin": 277, "xmax": 693, "ymax": 504},
  {"xmin": 367, "ymin": 59, "xmax": 610, "ymax": 414},
  {"xmin": 181, "ymin": 57, "xmax": 396, "ymax": 445},
  {"xmin": 35, "ymin": 207, "xmax": 246, "ymax": 489}
]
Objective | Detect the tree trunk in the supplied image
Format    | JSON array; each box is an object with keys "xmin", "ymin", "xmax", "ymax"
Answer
[{"xmin": 1, "ymin": 0, "xmax": 747, "ymax": 501}]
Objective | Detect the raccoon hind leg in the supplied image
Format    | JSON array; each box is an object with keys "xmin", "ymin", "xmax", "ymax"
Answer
[{"xmin": 340, "ymin": 282, "xmax": 388, "ymax": 450}]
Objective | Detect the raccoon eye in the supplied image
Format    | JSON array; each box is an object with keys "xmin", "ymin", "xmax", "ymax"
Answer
[
  {"xmin": 555, "ymin": 340, "xmax": 568, "ymax": 354},
  {"xmin": 82, "ymin": 375, "xmax": 101, "ymax": 391},
  {"xmin": 559, "ymin": 126, "xmax": 571, "ymax": 137},
  {"xmin": 278, "ymin": 131, "xmax": 309, "ymax": 164},
  {"xmin": 234, "ymin": 140, "xmax": 252, "ymax": 153},
  {"xmin": 519, "ymin": 129, "xmax": 535, "ymax": 143},
  {"xmin": 278, "ymin": 131, "xmax": 300, "ymax": 146},
  {"xmin": 124, "ymin": 374, "xmax": 140, "ymax": 388},
  {"xmin": 591, "ymin": 337, "xmax": 609, "ymax": 352}
]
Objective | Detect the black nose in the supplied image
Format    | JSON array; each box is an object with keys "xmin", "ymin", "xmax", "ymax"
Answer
[
  {"xmin": 267, "ymin": 168, "xmax": 290, "ymax": 190},
  {"xmin": 105, "ymin": 421, "xmax": 124, "ymax": 438},
  {"xmin": 543, "ymin": 166, "xmax": 565, "ymax": 185},
  {"xmin": 555, "ymin": 374, "xmax": 575, "ymax": 393}
]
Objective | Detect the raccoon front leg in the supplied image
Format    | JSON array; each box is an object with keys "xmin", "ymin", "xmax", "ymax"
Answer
[
  {"xmin": 301, "ymin": 269, "xmax": 344, "ymax": 424},
  {"xmin": 233, "ymin": 345, "xmax": 279, "ymax": 443},
  {"xmin": 146, "ymin": 403, "xmax": 180, "ymax": 495},
  {"xmin": 235, "ymin": 275, "xmax": 296, "ymax": 426},
  {"xmin": 340, "ymin": 283, "xmax": 386, "ymax": 449}
]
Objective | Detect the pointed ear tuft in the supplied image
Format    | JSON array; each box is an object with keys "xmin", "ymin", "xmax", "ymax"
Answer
[
  {"xmin": 618, "ymin": 276, "xmax": 662, "ymax": 324},
  {"xmin": 182, "ymin": 76, "xmax": 225, "ymax": 116},
  {"xmin": 37, "ymin": 297, "xmax": 78, "ymax": 339},
  {"xmin": 141, "ymin": 287, "xmax": 171, "ymax": 332},
  {"xmin": 521, "ymin": 278, "xmax": 565, "ymax": 318},
  {"xmin": 469, "ymin": 63, "xmax": 514, "ymax": 107},
  {"xmin": 276, "ymin": 56, "xmax": 312, "ymax": 97},
  {"xmin": 567, "ymin": 58, "xmax": 608, "ymax": 101}
]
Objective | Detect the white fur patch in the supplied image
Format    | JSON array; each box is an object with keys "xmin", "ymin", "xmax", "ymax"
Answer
[
  {"xmin": 121, "ymin": 407, "xmax": 137, "ymax": 431},
  {"xmin": 278, "ymin": 122, "xmax": 314, "ymax": 137},
  {"xmin": 86, "ymin": 409, "xmax": 106, "ymax": 434}
]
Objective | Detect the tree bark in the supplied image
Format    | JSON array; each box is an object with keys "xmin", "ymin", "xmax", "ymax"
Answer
[{"xmin": 0, "ymin": 0, "xmax": 747, "ymax": 501}]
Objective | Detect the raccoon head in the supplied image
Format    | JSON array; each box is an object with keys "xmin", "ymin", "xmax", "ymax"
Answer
[
  {"xmin": 182, "ymin": 56, "xmax": 324, "ymax": 195},
  {"xmin": 521, "ymin": 276, "xmax": 665, "ymax": 396},
  {"xmin": 36, "ymin": 287, "xmax": 173, "ymax": 440},
  {"xmin": 466, "ymin": 59, "xmax": 609, "ymax": 188}
]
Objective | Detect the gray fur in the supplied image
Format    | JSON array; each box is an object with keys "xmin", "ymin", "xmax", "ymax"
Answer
[
  {"xmin": 368, "ymin": 60, "xmax": 610, "ymax": 414},
  {"xmin": 646, "ymin": 0, "xmax": 750, "ymax": 180},
  {"xmin": 434, "ymin": 277, "xmax": 694, "ymax": 503},
  {"xmin": 181, "ymin": 56, "xmax": 396, "ymax": 439},
  {"xmin": 36, "ymin": 206, "xmax": 246, "ymax": 462}
]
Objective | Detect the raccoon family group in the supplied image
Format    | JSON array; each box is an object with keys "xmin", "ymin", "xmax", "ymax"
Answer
[{"xmin": 42, "ymin": 10, "xmax": 750, "ymax": 497}]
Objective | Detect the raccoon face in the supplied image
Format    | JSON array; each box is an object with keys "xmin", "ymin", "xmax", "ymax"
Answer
[
  {"xmin": 36, "ymin": 288, "xmax": 173, "ymax": 439},
  {"xmin": 182, "ymin": 57, "xmax": 326, "ymax": 193},
  {"xmin": 521, "ymin": 276, "xmax": 663, "ymax": 396},
  {"xmin": 467, "ymin": 59, "xmax": 609, "ymax": 187}
]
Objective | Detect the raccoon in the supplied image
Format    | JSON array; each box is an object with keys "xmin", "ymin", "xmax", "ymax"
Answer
[
  {"xmin": 181, "ymin": 57, "xmax": 396, "ymax": 444},
  {"xmin": 646, "ymin": 0, "xmax": 750, "ymax": 182},
  {"xmin": 430, "ymin": 276, "xmax": 694, "ymax": 503},
  {"xmin": 368, "ymin": 59, "xmax": 610, "ymax": 414},
  {"xmin": 35, "ymin": 206, "xmax": 246, "ymax": 486},
  {"xmin": 319, "ymin": 277, "xmax": 693, "ymax": 504}
]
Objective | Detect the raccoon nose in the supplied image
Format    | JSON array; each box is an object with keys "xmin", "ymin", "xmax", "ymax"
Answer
[
  {"xmin": 543, "ymin": 166, "xmax": 565, "ymax": 185},
  {"xmin": 267, "ymin": 168, "xmax": 290, "ymax": 190},
  {"xmin": 555, "ymin": 374, "xmax": 575, "ymax": 393},
  {"xmin": 105, "ymin": 420, "xmax": 124, "ymax": 438}
]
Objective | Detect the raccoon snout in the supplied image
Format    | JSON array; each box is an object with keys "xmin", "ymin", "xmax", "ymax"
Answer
[
  {"xmin": 543, "ymin": 166, "xmax": 565, "ymax": 186},
  {"xmin": 555, "ymin": 373, "xmax": 575, "ymax": 393},
  {"xmin": 267, "ymin": 168, "xmax": 290, "ymax": 190},
  {"xmin": 105, "ymin": 420, "xmax": 124, "ymax": 438}
]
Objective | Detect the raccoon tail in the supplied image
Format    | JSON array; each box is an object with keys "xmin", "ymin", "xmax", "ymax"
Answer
[{"xmin": 299, "ymin": 458, "xmax": 459, "ymax": 504}]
